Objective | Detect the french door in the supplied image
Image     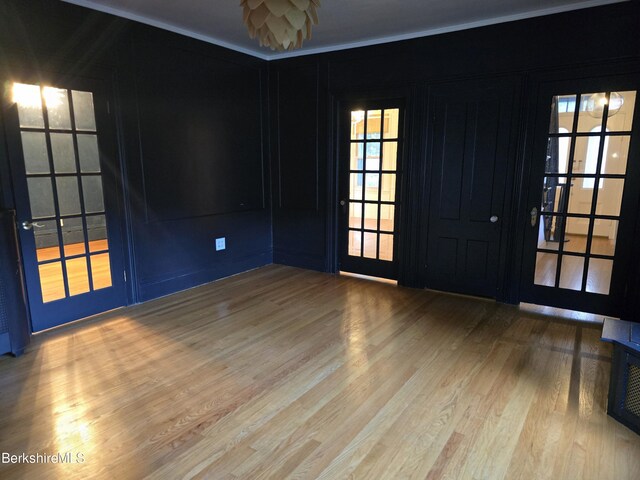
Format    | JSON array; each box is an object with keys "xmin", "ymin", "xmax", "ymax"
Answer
[
  {"xmin": 4, "ymin": 79, "xmax": 127, "ymax": 331},
  {"xmin": 520, "ymin": 77, "xmax": 640, "ymax": 316},
  {"xmin": 338, "ymin": 102, "xmax": 404, "ymax": 279}
]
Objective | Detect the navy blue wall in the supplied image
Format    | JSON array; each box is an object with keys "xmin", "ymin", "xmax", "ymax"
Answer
[{"xmin": 0, "ymin": 0, "xmax": 272, "ymax": 303}]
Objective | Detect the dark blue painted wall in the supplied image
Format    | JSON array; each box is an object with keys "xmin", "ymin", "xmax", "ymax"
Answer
[{"xmin": 0, "ymin": 0, "xmax": 272, "ymax": 304}]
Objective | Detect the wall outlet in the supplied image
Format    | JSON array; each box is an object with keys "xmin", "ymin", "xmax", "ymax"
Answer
[{"xmin": 215, "ymin": 237, "xmax": 226, "ymax": 251}]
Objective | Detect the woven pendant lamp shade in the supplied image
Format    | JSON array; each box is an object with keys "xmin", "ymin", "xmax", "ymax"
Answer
[{"xmin": 241, "ymin": 0, "xmax": 320, "ymax": 51}]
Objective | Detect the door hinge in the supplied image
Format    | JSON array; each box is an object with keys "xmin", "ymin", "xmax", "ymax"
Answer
[
  {"xmin": 107, "ymin": 101, "xmax": 111, "ymax": 115},
  {"xmin": 123, "ymin": 270, "xmax": 127, "ymax": 282}
]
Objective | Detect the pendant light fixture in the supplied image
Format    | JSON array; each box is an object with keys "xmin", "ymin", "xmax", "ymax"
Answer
[{"xmin": 240, "ymin": 0, "xmax": 320, "ymax": 51}]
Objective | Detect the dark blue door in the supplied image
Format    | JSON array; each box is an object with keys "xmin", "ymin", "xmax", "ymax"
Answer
[{"xmin": 5, "ymin": 80, "xmax": 127, "ymax": 331}]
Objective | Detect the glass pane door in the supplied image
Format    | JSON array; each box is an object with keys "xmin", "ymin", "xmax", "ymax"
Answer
[
  {"xmin": 11, "ymin": 82, "xmax": 119, "ymax": 326},
  {"xmin": 340, "ymin": 106, "xmax": 402, "ymax": 279},
  {"xmin": 534, "ymin": 90, "xmax": 636, "ymax": 295}
]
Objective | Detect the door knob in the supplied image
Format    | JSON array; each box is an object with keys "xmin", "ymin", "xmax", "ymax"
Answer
[
  {"xmin": 22, "ymin": 221, "xmax": 44, "ymax": 231},
  {"xmin": 490, "ymin": 216, "xmax": 499, "ymax": 223},
  {"xmin": 530, "ymin": 207, "xmax": 538, "ymax": 227}
]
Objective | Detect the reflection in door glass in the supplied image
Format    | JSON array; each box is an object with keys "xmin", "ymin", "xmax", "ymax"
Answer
[
  {"xmin": 50, "ymin": 133, "xmax": 77, "ymax": 173},
  {"xmin": 43, "ymin": 87, "xmax": 71, "ymax": 130},
  {"xmin": 35, "ymin": 219, "xmax": 60, "ymax": 262},
  {"xmin": 90, "ymin": 253, "xmax": 112, "ymax": 290},
  {"xmin": 66, "ymin": 257, "xmax": 90, "ymax": 296},
  {"xmin": 13, "ymin": 83, "xmax": 44, "ymax": 128},
  {"xmin": 61, "ymin": 217, "xmax": 86, "ymax": 257},
  {"xmin": 534, "ymin": 252, "xmax": 557, "ymax": 287},
  {"xmin": 21, "ymin": 132, "xmax": 49, "ymax": 174},
  {"xmin": 586, "ymin": 259, "xmax": 613, "ymax": 295},
  {"xmin": 533, "ymin": 90, "xmax": 636, "ymax": 296},
  {"xmin": 38, "ymin": 262, "xmax": 65, "ymax": 303}
]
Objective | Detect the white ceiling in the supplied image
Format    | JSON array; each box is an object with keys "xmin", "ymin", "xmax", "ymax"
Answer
[{"xmin": 61, "ymin": 0, "xmax": 627, "ymax": 60}]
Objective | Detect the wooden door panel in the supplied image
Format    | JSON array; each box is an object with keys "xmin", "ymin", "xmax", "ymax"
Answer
[{"xmin": 425, "ymin": 78, "xmax": 515, "ymax": 298}]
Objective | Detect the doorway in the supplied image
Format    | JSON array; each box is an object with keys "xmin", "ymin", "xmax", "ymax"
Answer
[
  {"xmin": 521, "ymin": 80, "xmax": 640, "ymax": 316},
  {"xmin": 4, "ymin": 80, "xmax": 128, "ymax": 331},
  {"xmin": 338, "ymin": 103, "xmax": 403, "ymax": 279}
]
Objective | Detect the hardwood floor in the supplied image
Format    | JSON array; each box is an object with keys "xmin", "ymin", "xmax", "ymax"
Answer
[{"xmin": 0, "ymin": 265, "xmax": 638, "ymax": 479}]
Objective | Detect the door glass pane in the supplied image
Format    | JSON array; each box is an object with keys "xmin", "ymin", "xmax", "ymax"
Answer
[
  {"xmin": 366, "ymin": 110, "xmax": 381, "ymax": 139},
  {"xmin": 586, "ymin": 258, "xmax": 613, "ymax": 294},
  {"xmin": 541, "ymin": 176, "xmax": 568, "ymax": 214},
  {"xmin": 538, "ymin": 214, "xmax": 563, "ymax": 245},
  {"xmin": 550, "ymin": 95, "xmax": 576, "ymax": 134},
  {"xmin": 379, "ymin": 233, "xmax": 393, "ymax": 261},
  {"xmin": 578, "ymin": 93, "xmax": 606, "ymax": 132},
  {"xmin": 41, "ymin": 262, "xmax": 66, "ymax": 300},
  {"xmin": 61, "ymin": 217, "xmax": 85, "ymax": 257},
  {"xmin": 35, "ymin": 220, "xmax": 60, "ymax": 262},
  {"xmin": 574, "ymin": 135, "xmax": 599, "ymax": 174},
  {"xmin": 538, "ymin": 215, "xmax": 558, "ymax": 250},
  {"xmin": 56, "ymin": 177, "xmax": 81, "ymax": 216},
  {"xmin": 44, "ymin": 87, "xmax": 71, "ymax": 130},
  {"xmin": 559, "ymin": 255, "xmax": 584, "ymax": 291},
  {"xmin": 380, "ymin": 174, "xmax": 396, "ymax": 202},
  {"xmin": 39, "ymin": 262, "xmax": 66, "ymax": 303},
  {"xmin": 545, "ymin": 135, "xmax": 571, "ymax": 174},
  {"xmin": 534, "ymin": 252, "xmax": 557, "ymax": 287},
  {"xmin": 72, "ymin": 90, "xmax": 97, "ymax": 131},
  {"xmin": 87, "ymin": 215, "xmax": 109, "ymax": 252},
  {"xmin": 348, "ymin": 230, "xmax": 361, "ymax": 256},
  {"xmin": 350, "ymin": 173, "xmax": 363, "ymax": 200},
  {"xmin": 350, "ymin": 111, "xmax": 365, "ymax": 140},
  {"xmin": 21, "ymin": 132, "xmax": 49, "ymax": 174},
  {"xmin": 350, "ymin": 143, "xmax": 363, "ymax": 170},
  {"xmin": 91, "ymin": 253, "xmax": 112, "ymax": 290},
  {"xmin": 66, "ymin": 257, "xmax": 90, "ymax": 296},
  {"xmin": 563, "ymin": 218, "xmax": 589, "ymax": 254},
  {"xmin": 602, "ymin": 135, "xmax": 630, "ymax": 175},
  {"xmin": 13, "ymin": 83, "xmax": 44, "ymax": 128},
  {"xmin": 382, "ymin": 142, "xmax": 398, "ymax": 171},
  {"xmin": 364, "ymin": 203, "xmax": 378, "ymax": 230},
  {"xmin": 595, "ymin": 179, "xmax": 625, "ymax": 216},
  {"xmin": 27, "ymin": 177, "xmax": 55, "ymax": 218},
  {"xmin": 50, "ymin": 133, "xmax": 76, "ymax": 173},
  {"xmin": 590, "ymin": 220, "xmax": 618, "ymax": 256},
  {"xmin": 567, "ymin": 189, "xmax": 594, "ymax": 215},
  {"xmin": 363, "ymin": 232, "xmax": 377, "ymax": 258},
  {"xmin": 349, "ymin": 203, "xmax": 362, "ymax": 229},
  {"xmin": 380, "ymin": 204, "xmax": 394, "ymax": 232},
  {"xmin": 82, "ymin": 176, "xmax": 105, "ymax": 213},
  {"xmin": 364, "ymin": 174, "xmax": 379, "ymax": 200},
  {"xmin": 77, "ymin": 135, "xmax": 101, "ymax": 173},
  {"xmin": 365, "ymin": 143, "xmax": 380, "ymax": 170},
  {"xmin": 383, "ymin": 109, "xmax": 399, "ymax": 139},
  {"xmin": 607, "ymin": 91, "xmax": 635, "ymax": 132}
]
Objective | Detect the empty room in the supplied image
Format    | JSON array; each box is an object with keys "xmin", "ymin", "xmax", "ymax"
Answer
[{"xmin": 1, "ymin": 0, "xmax": 640, "ymax": 478}]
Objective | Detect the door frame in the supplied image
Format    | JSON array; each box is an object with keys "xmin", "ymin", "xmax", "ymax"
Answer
[
  {"xmin": 516, "ymin": 70, "xmax": 640, "ymax": 317},
  {"xmin": 331, "ymin": 88, "xmax": 414, "ymax": 281},
  {"xmin": 0, "ymin": 68, "xmax": 133, "ymax": 331}
]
